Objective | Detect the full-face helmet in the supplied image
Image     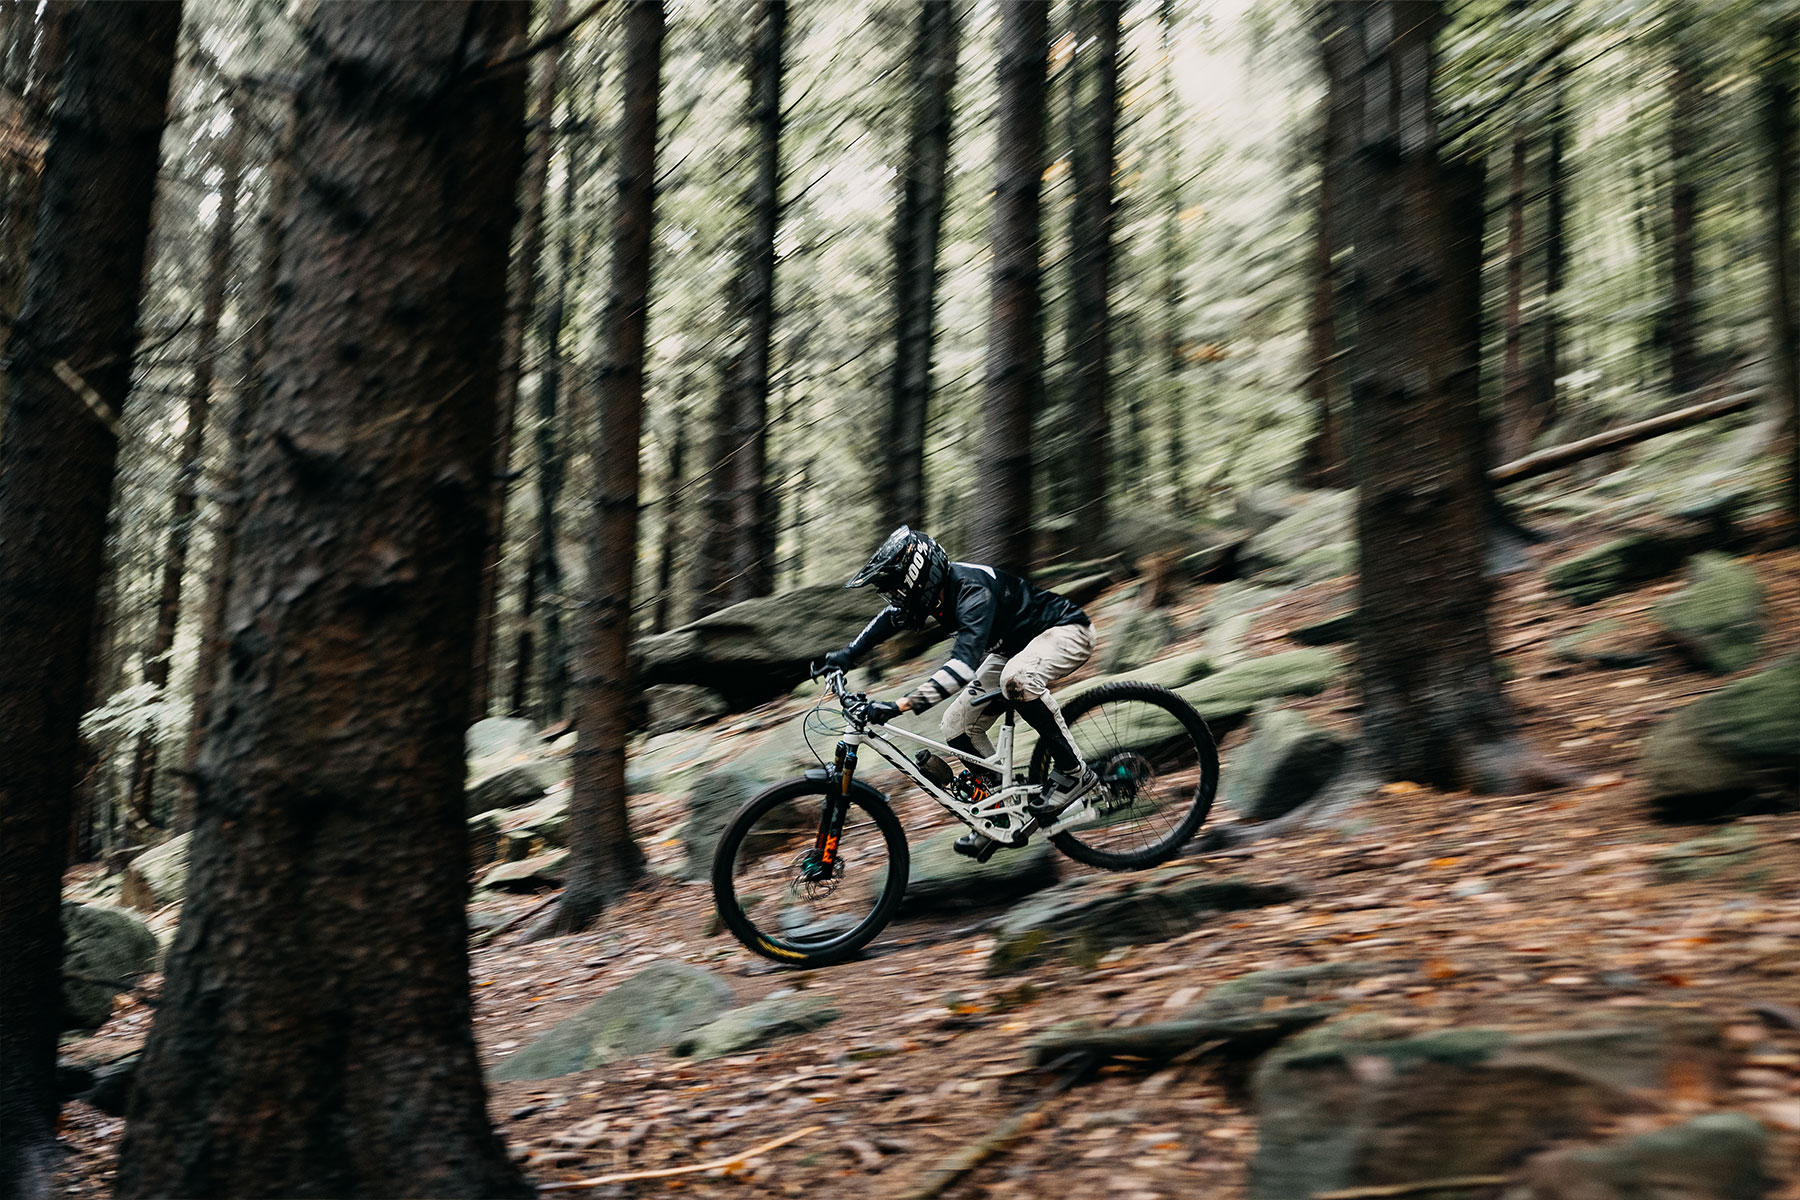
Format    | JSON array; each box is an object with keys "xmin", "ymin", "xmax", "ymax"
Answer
[{"xmin": 846, "ymin": 526, "xmax": 951, "ymax": 631}]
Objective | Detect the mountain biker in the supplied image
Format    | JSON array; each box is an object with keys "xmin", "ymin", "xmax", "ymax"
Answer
[{"xmin": 819, "ymin": 526, "xmax": 1097, "ymax": 858}]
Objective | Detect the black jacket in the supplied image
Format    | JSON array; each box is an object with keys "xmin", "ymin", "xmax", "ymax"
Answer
[{"xmin": 843, "ymin": 563, "xmax": 1088, "ymax": 710}]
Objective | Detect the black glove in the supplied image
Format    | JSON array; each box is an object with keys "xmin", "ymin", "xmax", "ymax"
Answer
[
  {"xmin": 864, "ymin": 699, "xmax": 901, "ymax": 725},
  {"xmin": 819, "ymin": 647, "xmax": 855, "ymax": 674}
]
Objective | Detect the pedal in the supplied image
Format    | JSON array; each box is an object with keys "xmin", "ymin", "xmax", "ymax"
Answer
[{"xmin": 973, "ymin": 838, "xmax": 1004, "ymax": 864}]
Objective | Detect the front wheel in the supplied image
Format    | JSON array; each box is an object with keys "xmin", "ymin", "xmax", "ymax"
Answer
[
  {"xmin": 1031, "ymin": 681, "xmax": 1219, "ymax": 871},
  {"xmin": 710, "ymin": 777, "xmax": 910, "ymax": 968}
]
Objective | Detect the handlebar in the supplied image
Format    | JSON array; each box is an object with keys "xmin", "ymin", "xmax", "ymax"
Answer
[{"xmin": 810, "ymin": 665, "xmax": 869, "ymax": 726}]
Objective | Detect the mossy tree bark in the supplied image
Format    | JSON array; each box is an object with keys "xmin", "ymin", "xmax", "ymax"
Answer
[
  {"xmin": 527, "ymin": 0, "xmax": 664, "ymax": 941},
  {"xmin": 1340, "ymin": 2, "xmax": 1549, "ymax": 793},
  {"xmin": 0, "ymin": 5, "xmax": 179, "ymax": 1196},
  {"xmin": 879, "ymin": 0, "xmax": 958, "ymax": 535},
  {"xmin": 113, "ymin": 5, "xmax": 530, "ymax": 1196},
  {"xmin": 972, "ymin": 0, "xmax": 1050, "ymax": 572},
  {"xmin": 1064, "ymin": 0, "xmax": 1121, "ymax": 530}
]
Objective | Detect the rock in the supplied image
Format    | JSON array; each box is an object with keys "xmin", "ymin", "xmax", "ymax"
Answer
[
  {"xmin": 682, "ymin": 770, "xmax": 759, "ymax": 880},
  {"xmin": 1205, "ymin": 610, "xmax": 1258, "ymax": 667},
  {"xmin": 1653, "ymin": 826, "xmax": 1758, "ymax": 884},
  {"xmin": 644, "ymin": 684, "xmax": 728, "ymax": 735},
  {"xmin": 492, "ymin": 961, "xmax": 736, "ymax": 1080},
  {"xmin": 988, "ymin": 869, "xmax": 1298, "ymax": 973},
  {"xmin": 466, "ymin": 716, "xmax": 539, "ymax": 763},
  {"xmin": 634, "ymin": 582, "xmax": 884, "ymax": 710},
  {"xmin": 1523, "ymin": 1112, "xmax": 1770, "ymax": 1200},
  {"xmin": 1547, "ymin": 533, "xmax": 1690, "ymax": 605},
  {"xmin": 478, "ymin": 849, "xmax": 568, "ymax": 892},
  {"xmin": 128, "ymin": 832, "xmax": 189, "ymax": 909},
  {"xmin": 62, "ymin": 903, "xmax": 158, "ymax": 1031},
  {"xmin": 493, "ymin": 789, "xmax": 571, "ymax": 848},
  {"xmin": 1552, "ymin": 618, "xmax": 1657, "ymax": 669},
  {"xmin": 671, "ymin": 994, "xmax": 841, "ymax": 1060},
  {"xmin": 1098, "ymin": 610, "xmax": 1174, "ymax": 675},
  {"xmin": 466, "ymin": 757, "xmax": 566, "ymax": 816},
  {"xmin": 880, "ymin": 826, "xmax": 1059, "ymax": 915},
  {"xmin": 1653, "ymin": 552, "xmax": 1765, "ymax": 674},
  {"xmin": 1249, "ymin": 1017, "xmax": 1725, "ymax": 1200},
  {"xmin": 1642, "ymin": 653, "xmax": 1800, "ymax": 809},
  {"xmin": 1102, "ymin": 513, "xmax": 1245, "ymax": 575},
  {"xmin": 468, "ymin": 811, "xmax": 502, "ymax": 871},
  {"xmin": 1177, "ymin": 648, "xmax": 1343, "ymax": 727},
  {"xmin": 1073, "ymin": 649, "xmax": 1216, "ymax": 697},
  {"xmin": 1191, "ymin": 961, "xmax": 1403, "ymax": 1021},
  {"xmin": 1223, "ymin": 709, "xmax": 1348, "ymax": 822},
  {"xmin": 1286, "ymin": 611, "xmax": 1356, "ymax": 646},
  {"xmin": 1242, "ymin": 490, "xmax": 1353, "ymax": 578},
  {"xmin": 70, "ymin": 1054, "xmax": 138, "ymax": 1117}
]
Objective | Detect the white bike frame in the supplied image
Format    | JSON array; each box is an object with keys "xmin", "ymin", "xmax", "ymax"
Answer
[{"xmin": 822, "ymin": 674, "xmax": 1091, "ymax": 843}]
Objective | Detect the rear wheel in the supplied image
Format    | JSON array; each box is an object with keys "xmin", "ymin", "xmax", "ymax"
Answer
[
  {"xmin": 1031, "ymin": 682, "xmax": 1218, "ymax": 870},
  {"xmin": 710, "ymin": 777, "xmax": 909, "ymax": 968}
]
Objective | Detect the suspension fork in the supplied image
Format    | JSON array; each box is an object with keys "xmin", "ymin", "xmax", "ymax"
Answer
[{"xmin": 814, "ymin": 736, "xmax": 859, "ymax": 873}]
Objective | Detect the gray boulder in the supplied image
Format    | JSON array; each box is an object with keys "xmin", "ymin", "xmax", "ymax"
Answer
[
  {"xmin": 1653, "ymin": 552, "xmax": 1764, "ymax": 674},
  {"xmin": 1193, "ymin": 961, "xmax": 1403, "ymax": 1021},
  {"xmin": 466, "ymin": 716, "xmax": 539, "ymax": 763},
  {"xmin": 988, "ymin": 868, "xmax": 1298, "ymax": 973},
  {"xmin": 644, "ymin": 684, "xmax": 728, "ymax": 735},
  {"xmin": 1242, "ymin": 489, "xmax": 1353, "ymax": 578},
  {"xmin": 478, "ymin": 848, "xmax": 567, "ymax": 892},
  {"xmin": 492, "ymin": 961, "xmax": 736, "ymax": 1080},
  {"xmin": 1223, "ymin": 709, "xmax": 1348, "ymax": 822},
  {"xmin": 1547, "ymin": 533, "xmax": 1690, "ymax": 605},
  {"xmin": 62, "ymin": 903, "xmax": 158, "ymax": 1031},
  {"xmin": 879, "ymin": 826, "xmax": 1059, "ymax": 915},
  {"xmin": 123, "ymin": 832, "xmax": 189, "ymax": 910},
  {"xmin": 1099, "ymin": 609, "xmax": 1174, "ymax": 675},
  {"xmin": 1250, "ymin": 1017, "xmax": 1726, "ymax": 1200},
  {"xmin": 1522, "ymin": 1112, "xmax": 1769, "ymax": 1200},
  {"xmin": 1642, "ymin": 653, "xmax": 1799, "ymax": 809},
  {"xmin": 682, "ymin": 770, "xmax": 759, "ymax": 880},
  {"xmin": 671, "ymin": 994, "xmax": 840, "ymax": 1060},
  {"xmin": 1177, "ymin": 648, "xmax": 1343, "ymax": 727},
  {"xmin": 466, "ymin": 757, "xmax": 566, "ymax": 816},
  {"xmin": 634, "ymin": 582, "xmax": 881, "ymax": 710},
  {"xmin": 1552, "ymin": 618, "xmax": 1657, "ymax": 669}
]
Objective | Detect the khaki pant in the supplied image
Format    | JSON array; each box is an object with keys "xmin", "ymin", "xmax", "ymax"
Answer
[{"xmin": 938, "ymin": 622, "xmax": 1096, "ymax": 760}]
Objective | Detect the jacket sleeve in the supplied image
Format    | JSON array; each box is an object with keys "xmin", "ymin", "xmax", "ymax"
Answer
[
  {"xmin": 901, "ymin": 581, "xmax": 994, "ymax": 712},
  {"xmin": 843, "ymin": 606, "xmax": 901, "ymax": 662}
]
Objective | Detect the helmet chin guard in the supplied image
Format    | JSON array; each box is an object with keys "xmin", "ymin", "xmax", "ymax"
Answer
[{"xmin": 846, "ymin": 525, "xmax": 950, "ymax": 631}]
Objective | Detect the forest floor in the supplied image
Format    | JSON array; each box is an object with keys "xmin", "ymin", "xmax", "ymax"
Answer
[{"xmin": 53, "ymin": 533, "xmax": 1800, "ymax": 1199}]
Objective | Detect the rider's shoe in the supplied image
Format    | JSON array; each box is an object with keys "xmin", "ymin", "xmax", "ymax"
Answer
[
  {"xmin": 952, "ymin": 830, "xmax": 992, "ymax": 858},
  {"xmin": 1029, "ymin": 764, "xmax": 1099, "ymax": 818}
]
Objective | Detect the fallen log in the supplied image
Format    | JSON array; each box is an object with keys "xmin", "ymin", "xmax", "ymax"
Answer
[
  {"xmin": 1024, "ymin": 1003, "xmax": 1340, "ymax": 1068},
  {"xmin": 1488, "ymin": 391, "xmax": 1758, "ymax": 487}
]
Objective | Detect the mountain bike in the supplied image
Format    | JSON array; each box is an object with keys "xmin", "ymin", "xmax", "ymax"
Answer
[{"xmin": 710, "ymin": 667, "xmax": 1218, "ymax": 967}]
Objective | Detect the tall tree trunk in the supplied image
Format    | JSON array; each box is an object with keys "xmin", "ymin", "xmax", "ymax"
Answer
[
  {"xmin": 651, "ymin": 415, "xmax": 685, "ymax": 632},
  {"xmin": 474, "ymin": 0, "xmax": 569, "ymax": 719},
  {"xmin": 1297, "ymin": 8, "xmax": 1348, "ymax": 489},
  {"xmin": 1666, "ymin": 17, "xmax": 1701, "ymax": 395},
  {"xmin": 522, "ymin": 117, "xmax": 580, "ymax": 724},
  {"xmin": 0, "ymin": 5, "xmax": 178, "ymax": 1196},
  {"xmin": 113, "ymin": 6, "xmax": 530, "ymax": 1196},
  {"xmin": 1065, "ymin": 0, "xmax": 1121, "ymax": 530},
  {"xmin": 1766, "ymin": 19, "xmax": 1799, "ymax": 532},
  {"xmin": 123, "ymin": 98, "xmax": 247, "ymax": 829},
  {"xmin": 1157, "ymin": 0, "xmax": 1188, "ymax": 507},
  {"xmin": 1339, "ymin": 1, "xmax": 1539, "ymax": 792},
  {"xmin": 879, "ymin": 0, "xmax": 958, "ymax": 534},
  {"xmin": 1528, "ymin": 54, "xmax": 1569, "ymax": 436},
  {"xmin": 694, "ymin": 357, "xmax": 737, "ymax": 615},
  {"xmin": 972, "ymin": 0, "xmax": 1050, "ymax": 572},
  {"xmin": 1499, "ymin": 133, "xmax": 1532, "ymax": 458},
  {"xmin": 178, "ymin": 98, "xmax": 296, "ymax": 833},
  {"xmin": 528, "ymin": 0, "xmax": 662, "ymax": 940},
  {"xmin": 725, "ymin": 0, "xmax": 786, "ymax": 602}
]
